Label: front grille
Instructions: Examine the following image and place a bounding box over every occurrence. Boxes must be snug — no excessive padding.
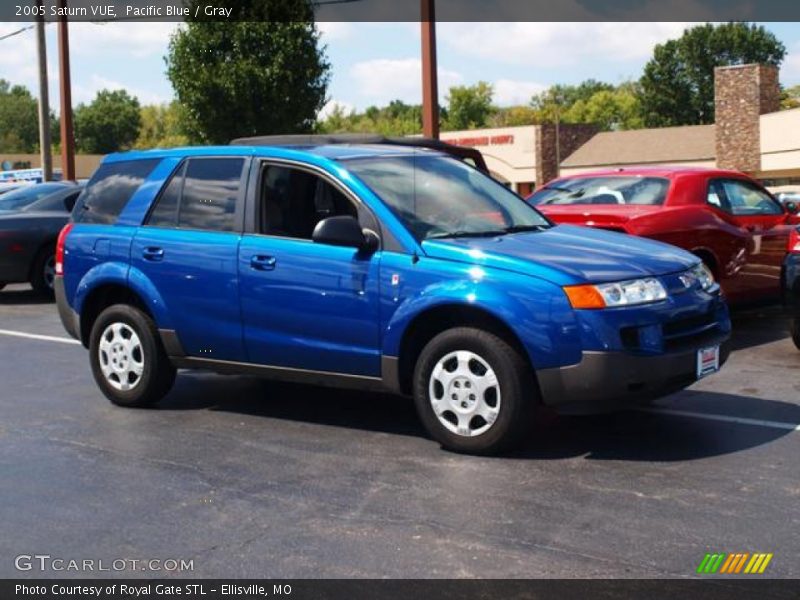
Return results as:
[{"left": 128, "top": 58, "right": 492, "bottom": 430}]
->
[
  {"left": 663, "top": 311, "right": 720, "bottom": 352},
  {"left": 620, "top": 311, "right": 721, "bottom": 354},
  {"left": 663, "top": 312, "right": 717, "bottom": 338}
]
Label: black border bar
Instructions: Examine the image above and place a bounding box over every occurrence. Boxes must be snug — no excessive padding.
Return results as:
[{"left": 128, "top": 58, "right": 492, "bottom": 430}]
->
[
  {"left": 3, "top": 579, "right": 800, "bottom": 600},
  {"left": 4, "top": 0, "right": 800, "bottom": 22}
]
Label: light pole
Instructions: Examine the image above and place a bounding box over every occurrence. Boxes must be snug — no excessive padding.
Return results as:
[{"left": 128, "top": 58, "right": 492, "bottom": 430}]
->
[
  {"left": 35, "top": 0, "right": 52, "bottom": 181},
  {"left": 420, "top": 0, "right": 439, "bottom": 139},
  {"left": 57, "top": 0, "right": 76, "bottom": 181}
]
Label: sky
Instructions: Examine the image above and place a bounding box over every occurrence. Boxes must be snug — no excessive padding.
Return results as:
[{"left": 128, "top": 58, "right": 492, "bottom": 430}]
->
[{"left": 1, "top": 21, "right": 799, "bottom": 117}]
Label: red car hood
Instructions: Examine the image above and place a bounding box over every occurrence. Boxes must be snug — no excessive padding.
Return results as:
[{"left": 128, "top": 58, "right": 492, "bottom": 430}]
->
[{"left": 537, "top": 205, "right": 662, "bottom": 230}]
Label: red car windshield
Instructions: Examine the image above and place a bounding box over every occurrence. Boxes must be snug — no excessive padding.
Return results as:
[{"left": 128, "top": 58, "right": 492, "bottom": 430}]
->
[{"left": 530, "top": 176, "right": 670, "bottom": 206}]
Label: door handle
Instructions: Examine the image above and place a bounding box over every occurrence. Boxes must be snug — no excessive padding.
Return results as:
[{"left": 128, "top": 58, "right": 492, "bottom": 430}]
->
[
  {"left": 745, "top": 225, "right": 758, "bottom": 233},
  {"left": 250, "top": 255, "right": 277, "bottom": 271},
  {"left": 142, "top": 247, "right": 164, "bottom": 261}
]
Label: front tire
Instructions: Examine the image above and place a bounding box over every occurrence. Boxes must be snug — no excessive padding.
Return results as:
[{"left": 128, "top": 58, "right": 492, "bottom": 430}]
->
[
  {"left": 89, "top": 304, "right": 176, "bottom": 407},
  {"left": 413, "top": 327, "right": 536, "bottom": 455}
]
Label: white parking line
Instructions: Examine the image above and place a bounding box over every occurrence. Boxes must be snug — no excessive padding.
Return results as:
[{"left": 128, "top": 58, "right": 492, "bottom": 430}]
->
[
  {"left": 639, "top": 407, "right": 800, "bottom": 432},
  {"left": 0, "top": 328, "right": 81, "bottom": 345}
]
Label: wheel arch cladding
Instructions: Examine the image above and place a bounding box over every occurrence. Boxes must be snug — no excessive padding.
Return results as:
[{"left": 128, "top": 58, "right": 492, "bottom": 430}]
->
[
  {"left": 76, "top": 265, "right": 170, "bottom": 347},
  {"left": 386, "top": 282, "right": 581, "bottom": 396}
]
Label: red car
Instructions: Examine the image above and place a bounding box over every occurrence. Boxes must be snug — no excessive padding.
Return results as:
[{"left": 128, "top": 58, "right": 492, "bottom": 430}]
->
[{"left": 528, "top": 167, "right": 800, "bottom": 304}]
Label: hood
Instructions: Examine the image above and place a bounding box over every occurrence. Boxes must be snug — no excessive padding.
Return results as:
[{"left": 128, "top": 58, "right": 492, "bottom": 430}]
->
[{"left": 420, "top": 224, "right": 697, "bottom": 285}]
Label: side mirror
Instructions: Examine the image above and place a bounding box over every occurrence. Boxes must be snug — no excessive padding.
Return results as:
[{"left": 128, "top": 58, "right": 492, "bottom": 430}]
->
[
  {"left": 785, "top": 201, "right": 798, "bottom": 215},
  {"left": 312, "top": 216, "right": 378, "bottom": 253}
]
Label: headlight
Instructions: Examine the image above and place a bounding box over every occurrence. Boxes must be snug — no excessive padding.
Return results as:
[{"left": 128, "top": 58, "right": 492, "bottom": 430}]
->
[
  {"left": 686, "top": 262, "right": 716, "bottom": 292},
  {"left": 564, "top": 277, "right": 667, "bottom": 309}
]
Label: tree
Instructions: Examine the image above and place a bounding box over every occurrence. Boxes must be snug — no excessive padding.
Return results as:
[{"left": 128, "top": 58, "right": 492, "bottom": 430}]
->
[
  {"left": 444, "top": 82, "right": 494, "bottom": 130},
  {"left": 563, "top": 83, "right": 644, "bottom": 131},
  {"left": 317, "top": 100, "right": 424, "bottom": 137},
  {"left": 135, "top": 102, "right": 190, "bottom": 149},
  {"left": 782, "top": 85, "right": 800, "bottom": 110},
  {"left": 488, "top": 105, "right": 538, "bottom": 127},
  {"left": 166, "top": 1, "right": 330, "bottom": 144},
  {"left": 530, "top": 80, "right": 614, "bottom": 115},
  {"left": 0, "top": 80, "right": 40, "bottom": 153},
  {"left": 74, "top": 90, "right": 141, "bottom": 154},
  {"left": 639, "top": 22, "right": 786, "bottom": 127}
]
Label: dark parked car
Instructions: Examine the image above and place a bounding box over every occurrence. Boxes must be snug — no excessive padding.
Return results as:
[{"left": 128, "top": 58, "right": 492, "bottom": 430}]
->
[
  {"left": 0, "top": 182, "right": 30, "bottom": 196},
  {"left": 0, "top": 182, "right": 83, "bottom": 295}
]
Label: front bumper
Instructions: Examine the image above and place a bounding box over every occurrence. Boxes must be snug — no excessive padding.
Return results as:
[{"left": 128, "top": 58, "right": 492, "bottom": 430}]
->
[{"left": 537, "top": 335, "right": 731, "bottom": 414}]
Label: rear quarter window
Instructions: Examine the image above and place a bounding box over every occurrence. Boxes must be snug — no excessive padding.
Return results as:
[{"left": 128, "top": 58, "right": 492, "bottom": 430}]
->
[{"left": 74, "top": 159, "right": 160, "bottom": 224}]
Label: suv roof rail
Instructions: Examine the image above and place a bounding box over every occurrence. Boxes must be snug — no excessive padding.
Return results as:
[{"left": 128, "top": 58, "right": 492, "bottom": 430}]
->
[{"left": 229, "top": 134, "right": 489, "bottom": 174}]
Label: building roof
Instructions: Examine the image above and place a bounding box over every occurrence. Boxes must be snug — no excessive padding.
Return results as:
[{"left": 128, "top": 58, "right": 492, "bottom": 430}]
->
[{"left": 561, "top": 124, "right": 716, "bottom": 168}]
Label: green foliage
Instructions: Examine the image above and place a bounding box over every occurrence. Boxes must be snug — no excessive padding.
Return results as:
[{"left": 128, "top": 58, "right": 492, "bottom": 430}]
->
[
  {"left": 135, "top": 102, "right": 190, "bottom": 149},
  {"left": 487, "top": 105, "right": 538, "bottom": 127},
  {"left": 317, "top": 100, "right": 423, "bottom": 136},
  {"left": 782, "top": 85, "right": 800, "bottom": 110},
  {"left": 0, "top": 79, "right": 40, "bottom": 153},
  {"left": 530, "top": 79, "right": 614, "bottom": 117},
  {"left": 444, "top": 82, "right": 494, "bottom": 130},
  {"left": 166, "top": 1, "right": 330, "bottom": 144},
  {"left": 639, "top": 22, "right": 786, "bottom": 127},
  {"left": 523, "top": 80, "right": 643, "bottom": 130},
  {"left": 562, "top": 83, "right": 644, "bottom": 131},
  {"left": 74, "top": 89, "right": 141, "bottom": 154}
]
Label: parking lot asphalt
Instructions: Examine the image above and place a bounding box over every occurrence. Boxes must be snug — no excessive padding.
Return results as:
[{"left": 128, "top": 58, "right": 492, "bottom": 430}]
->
[{"left": 0, "top": 283, "right": 798, "bottom": 579}]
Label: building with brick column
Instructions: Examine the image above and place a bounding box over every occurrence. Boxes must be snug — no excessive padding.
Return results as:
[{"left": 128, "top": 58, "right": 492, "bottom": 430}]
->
[
  {"left": 440, "top": 63, "right": 800, "bottom": 192},
  {"left": 560, "top": 63, "right": 800, "bottom": 188}
]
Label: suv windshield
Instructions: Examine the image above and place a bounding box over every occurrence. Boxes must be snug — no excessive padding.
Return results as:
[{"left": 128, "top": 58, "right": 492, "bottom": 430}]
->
[
  {"left": 530, "top": 176, "right": 670, "bottom": 206},
  {"left": 344, "top": 154, "right": 550, "bottom": 241}
]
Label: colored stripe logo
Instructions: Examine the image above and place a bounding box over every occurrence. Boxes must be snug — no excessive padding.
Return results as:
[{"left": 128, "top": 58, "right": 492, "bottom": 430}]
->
[{"left": 697, "top": 553, "right": 773, "bottom": 574}]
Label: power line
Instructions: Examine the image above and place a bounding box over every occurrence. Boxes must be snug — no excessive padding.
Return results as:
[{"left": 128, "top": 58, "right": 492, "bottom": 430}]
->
[{"left": 0, "top": 25, "right": 35, "bottom": 42}]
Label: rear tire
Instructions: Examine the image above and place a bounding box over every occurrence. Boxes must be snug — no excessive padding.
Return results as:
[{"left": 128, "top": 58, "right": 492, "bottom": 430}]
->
[
  {"left": 791, "top": 319, "right": 800, "bottom": 351},
  {"left": 413, "top": 327, "right": 536, "bottom": 455},
  {"left": 89, "top": 304, "right": 176, "bottom": 408},
  {"left": 30, "top": 245, "right": 56, "bottom": 297}
]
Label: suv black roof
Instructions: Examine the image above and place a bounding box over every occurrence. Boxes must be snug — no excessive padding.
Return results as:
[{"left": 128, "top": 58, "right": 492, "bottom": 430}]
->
[{"left": 229, "top": 134, "right": 489, "bottom": 174}]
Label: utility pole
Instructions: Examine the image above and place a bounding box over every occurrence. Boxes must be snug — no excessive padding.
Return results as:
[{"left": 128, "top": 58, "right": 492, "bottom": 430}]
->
[
  {"left": 35, "top": 0, "right": 52, "bottom": 182},
  {"left": 57, "top": 0, "right": 76, "bottom": 181},
  {"left": 420, "top": 0, "right": 439, "bottom": 139}
]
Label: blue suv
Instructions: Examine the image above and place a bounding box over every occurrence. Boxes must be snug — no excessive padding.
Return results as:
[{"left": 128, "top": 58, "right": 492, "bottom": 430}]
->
[{"left": 55, "top": 143, "right": 731, "bottom": 454}]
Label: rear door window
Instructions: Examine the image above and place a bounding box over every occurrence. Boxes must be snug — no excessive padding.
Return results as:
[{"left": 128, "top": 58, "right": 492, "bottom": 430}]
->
[
  {"left": 146, "top": 163, "right": 184, "bottom": 228},
  {"left": 145, "top": 157, "right": 246, "bottom": 232},
  {"left": 74, "top": 159, "right": 160, "bottom": 224}
]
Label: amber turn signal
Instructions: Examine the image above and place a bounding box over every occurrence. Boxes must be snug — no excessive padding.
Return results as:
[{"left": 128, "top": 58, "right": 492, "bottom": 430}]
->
[{"left": 563, "top": 285, "right": 607, "bottom": 309}]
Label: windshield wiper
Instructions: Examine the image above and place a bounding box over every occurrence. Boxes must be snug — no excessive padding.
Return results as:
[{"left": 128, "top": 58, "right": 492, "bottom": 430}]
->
[
  {"left": 427, "top": 229, "right": 507, "bottom": 240},
  {"left": 503, "top": 224, "right": 549, "bottom": 234}
]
